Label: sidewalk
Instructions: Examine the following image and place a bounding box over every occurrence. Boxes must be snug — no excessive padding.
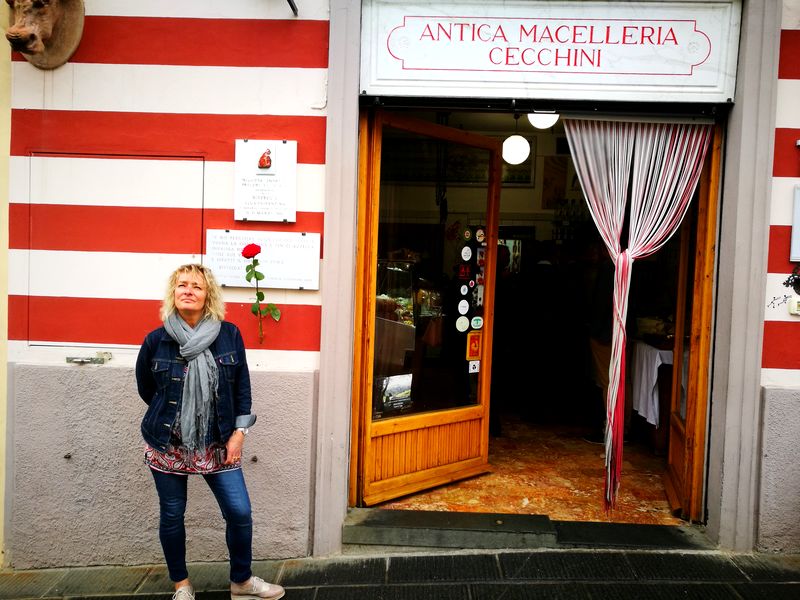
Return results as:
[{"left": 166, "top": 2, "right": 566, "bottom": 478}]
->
[{"left": 1, "top": 548, "right": 799, "bottom": 599}]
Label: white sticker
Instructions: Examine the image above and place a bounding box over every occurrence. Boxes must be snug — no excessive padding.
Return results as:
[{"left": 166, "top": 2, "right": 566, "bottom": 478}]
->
[
  {"left": 460, "top": 284, "right": 469, "bottom": 295},
  {"left": 476, "top": 229, "right": 485, "bottom": 243},
  {"left": 455, "top": 316, "right": 470, "bottom": 332},
  {"left": 461, "top": 246, "right": 473, "bottom": 261},
  {"left": 464, "top": 229, "right": 472, "bottom": 241},
  {"left": 458, "top": 299, "right": 470, "bottom": 315},
  {"left": 471, "top": 316, "right": 484, "bottom": 329},
  {"left": 468, "top": 360, "right": 480, "bottom": 373}
]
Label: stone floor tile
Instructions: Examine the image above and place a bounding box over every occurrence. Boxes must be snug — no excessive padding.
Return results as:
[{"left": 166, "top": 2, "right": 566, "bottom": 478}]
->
[
  {"left": 731, "top": 582, "right": 800, "bottom": 600},
  {"left": 280, "top": 557, "right": 386, "bottom": 587},
  {"left": 387, "top": 553, "right": 500, "bottom": 583},
  {"left": 471, "top": 582, "right": 589, "bottom": 599},
  {"left": 0, "top": 570, "right": 67, "bottom": 600},
  {"left": 584, "top": 582, "right": 738, "bottom": 599},
  {"left": 48, "top": 566, "right": 150, "bottom": 596},
  {"left": 625, "top": 552, "right": 748, "bottom": 582},
  {"left": 500, "top": 551, "right": 636, "bottom": 581},
  {"left": 315, "top": 584, "right": 468, "bottom": 600},
  {"left": 732, "top": 555, "right": 800, "bottom": 582}
]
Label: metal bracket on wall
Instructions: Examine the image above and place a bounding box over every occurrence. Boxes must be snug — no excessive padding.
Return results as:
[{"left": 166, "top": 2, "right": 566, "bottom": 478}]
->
[{"left": 66, "top": 352, "right": 112, "bottom": 365}]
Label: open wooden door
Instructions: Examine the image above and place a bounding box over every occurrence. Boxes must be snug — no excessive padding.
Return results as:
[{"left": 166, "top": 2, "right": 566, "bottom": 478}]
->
[
  {"left": 663, "top": 124, "right": 723, "bottom": 521},
  {"left": 349, "top": 110, "right": 502, "bottom": 506}
]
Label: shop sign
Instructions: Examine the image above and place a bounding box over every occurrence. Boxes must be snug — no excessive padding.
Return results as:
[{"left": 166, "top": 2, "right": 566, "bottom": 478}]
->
[{"left": 361, "top": 0, "right": 741, "bottom": 103}]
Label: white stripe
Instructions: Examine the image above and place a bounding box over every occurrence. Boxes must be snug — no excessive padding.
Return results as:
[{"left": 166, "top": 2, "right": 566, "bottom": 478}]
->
[
  {"left": 764, "top": 273, "right": 800, "bottom": 322},
  {"left": 11, "top": 156, "right": 326, "bottom": 212},
  {"left": 775, "top": 79, "right": 800, "bottom": 129},
  {"left": 769, "top": 177, "right": 800, "bottom": 226},
  {"left": 782, "top": 2, "right": 800, "bottom": 30},
  {"left": 85, "top": 0, "right": 329, "bottom": 20},
  {"left": 7, "top": 341, "right": 320, "bottom": 372},
  {"left": 9, "top": 250, "right": 323, "bottom": 306},
  {"left": 13, "top": 63, "right": 328, "bottom": 117},
  {"left": 762, "top": 368, "right": 800, "bottom": 387}
]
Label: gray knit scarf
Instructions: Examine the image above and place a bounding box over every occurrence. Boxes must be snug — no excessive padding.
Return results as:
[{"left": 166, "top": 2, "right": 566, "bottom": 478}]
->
[{"left": 164, "top": 313, "right": 222, "bottom": 454}]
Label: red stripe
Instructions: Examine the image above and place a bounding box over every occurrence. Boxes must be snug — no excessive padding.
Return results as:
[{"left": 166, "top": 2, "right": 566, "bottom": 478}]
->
[
  {"left": 767, "top": 225, "right": 793, "bottom": 274},
  {"left": 11, "top": 110, "right": 326, "bottom": 164},
  {"left": 10, "top": 204, "right": 324, "bottom": 254},
  {"left": 9, "top": 296, "right": 321, "bottom": 350},
  {"left": 774, "top": 129, "right": 800, "bottom": 177},
  {"left": 11, "top": 17, "right": 329, "bottom": 68},
  {"left": 779, "top": 30, "right": 800, "bottom": 79},
  {"left": 762, "top": 320, "right": 800, "bottom": 369}
]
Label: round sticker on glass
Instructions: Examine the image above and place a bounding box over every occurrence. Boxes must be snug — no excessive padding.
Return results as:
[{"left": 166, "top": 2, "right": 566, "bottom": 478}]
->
[
  {"left": 471, "top": 316, "right": 484, "bottom": 329},
  {"left": 455, "top": 316, "right": 470, "bottom": 332},
  {"left": 463, "top": 229, "right": 472, "bottom": 241},
  {"left": 458, "top": 299, "right": 470, "bottom": 315},
  {"left": 460, "top": 284, "right": 469, "bottom": 295},
  {"left": 468, "top": 280, "right": 475, "bottom": 288},
  {"left": 461, "top": 246, "right": 473, "bottom": 261},
  {"left": 476, "top": 229, "right": 485, "bottom": 243}
]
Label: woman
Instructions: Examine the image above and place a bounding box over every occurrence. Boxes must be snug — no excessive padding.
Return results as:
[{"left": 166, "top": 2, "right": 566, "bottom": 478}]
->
[{"left": 136, "top": 264, "right": 284, "bottom": 600}]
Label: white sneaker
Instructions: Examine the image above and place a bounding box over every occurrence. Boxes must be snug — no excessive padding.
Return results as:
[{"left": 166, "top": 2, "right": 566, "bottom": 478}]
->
[
  {"left": 172, "top": 585, "right": 195, "bottom": 600},
  {"left": 230, "top": 576, "right": 285, "bottom": 600}
]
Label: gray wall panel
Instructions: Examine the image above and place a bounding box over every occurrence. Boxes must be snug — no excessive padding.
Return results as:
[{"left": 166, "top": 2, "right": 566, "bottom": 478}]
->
[{"left": 8, "top": 364, "right": 315, "bottom": 569}]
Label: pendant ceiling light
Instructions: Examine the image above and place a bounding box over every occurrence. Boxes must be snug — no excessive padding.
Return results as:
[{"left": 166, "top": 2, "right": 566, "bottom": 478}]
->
[
  {"left": 527, "top": 111, "right": 560, "bottom": 129},
  {"left": 502, "top": 114, "right": 530, "bottom": 165}
]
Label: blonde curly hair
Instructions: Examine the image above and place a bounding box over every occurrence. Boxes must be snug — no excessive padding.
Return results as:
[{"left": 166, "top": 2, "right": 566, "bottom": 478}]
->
[{"left": 160, "top": 263, "right": 226, "bottom": 322}]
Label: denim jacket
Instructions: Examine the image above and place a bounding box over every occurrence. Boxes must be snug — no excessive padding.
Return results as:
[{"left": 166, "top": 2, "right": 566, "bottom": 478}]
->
[{"left": 135, "top": 321, "right": 256, "bottom": 452}]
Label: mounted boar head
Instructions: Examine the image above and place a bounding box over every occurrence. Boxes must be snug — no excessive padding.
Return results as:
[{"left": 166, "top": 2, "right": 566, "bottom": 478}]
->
[{"left": 5, "top": 0, "right": 84, "bottom": 69}]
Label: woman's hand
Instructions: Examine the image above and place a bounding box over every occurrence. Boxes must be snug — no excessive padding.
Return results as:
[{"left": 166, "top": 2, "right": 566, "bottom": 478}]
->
[{"left": 223, "top": 430, "right": 245, "bottom": 465}]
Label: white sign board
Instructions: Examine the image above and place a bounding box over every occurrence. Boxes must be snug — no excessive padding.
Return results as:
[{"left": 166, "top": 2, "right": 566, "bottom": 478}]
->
[
  {"left": 205, "top": 229, "right": 320, "bottom": 290},
  {"left": 361, "top": 0, "right": 741, "bottom": 103},
  {"left": 234, "top": 139, "right": 297, "bottom": 222},
  {"left": 791, "top": 186, "right": 800, "bottom": 262}
]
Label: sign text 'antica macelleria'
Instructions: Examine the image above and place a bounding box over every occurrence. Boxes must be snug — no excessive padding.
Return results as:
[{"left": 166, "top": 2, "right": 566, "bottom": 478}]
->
[
  {"left": 417, "top": 20, "right": 680, "bottom": 68},
  {"left": 385, "top": 14, "right": 712, "bottom": 77}
]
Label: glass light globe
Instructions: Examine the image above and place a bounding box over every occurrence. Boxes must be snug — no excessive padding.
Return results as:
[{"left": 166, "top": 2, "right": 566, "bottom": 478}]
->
[
  {"left": 527, "top": 112, "right": 560, "bottom": 129},
  {"left": 502, "top": 134, "right": 530, "bottom": 165}
]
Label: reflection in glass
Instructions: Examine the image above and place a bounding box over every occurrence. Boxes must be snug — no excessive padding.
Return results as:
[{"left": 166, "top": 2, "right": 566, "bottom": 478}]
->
[{"left": 371, "top": 127, "right": 489, "bottom": 420}]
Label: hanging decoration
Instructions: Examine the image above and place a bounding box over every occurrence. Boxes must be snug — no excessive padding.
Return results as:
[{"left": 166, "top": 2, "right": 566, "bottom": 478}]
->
[{"left": 564, "top": 118, "right": 712, "bottom": 510}]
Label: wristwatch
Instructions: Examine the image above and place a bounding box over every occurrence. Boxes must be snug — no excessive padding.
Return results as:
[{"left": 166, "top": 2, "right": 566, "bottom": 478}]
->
[{"left": 236, "top": 427, "right": 250, "bottom": 436}]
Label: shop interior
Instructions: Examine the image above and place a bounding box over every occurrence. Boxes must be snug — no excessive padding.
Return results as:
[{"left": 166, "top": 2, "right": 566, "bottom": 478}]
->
[{"left": 370, "top": 109, "right": 691, "bottom": 524}]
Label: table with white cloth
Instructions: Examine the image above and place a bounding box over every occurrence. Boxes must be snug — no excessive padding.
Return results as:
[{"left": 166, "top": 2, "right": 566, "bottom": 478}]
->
[{"left": 631, "top": 340, "right": 673, "bottom": 429}]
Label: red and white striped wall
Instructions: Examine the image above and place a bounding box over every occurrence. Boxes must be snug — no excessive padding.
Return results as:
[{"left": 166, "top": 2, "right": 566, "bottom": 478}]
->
[
  {"left": 762, "top": 3, "right": 800, "bottom": 386},
  {"left": 7, "top": 0, "right": 330, "bottom": 371}
]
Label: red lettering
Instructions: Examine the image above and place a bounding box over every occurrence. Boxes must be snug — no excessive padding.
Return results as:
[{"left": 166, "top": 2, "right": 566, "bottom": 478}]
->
[
  {"left": 539, "top": 26, "right": 554, "bottom": 43},
  {"left": 493, "top": 25, "right": 508, "bottom": 42},
  {"left": 662, "top": 27, "right": 678, "bottom": 44},
  {"left": 538, "top": 47, "right": 552, "bottom": 66},
  {"left": 573, "top": 25, "right": 587, "bottom": 43},
  {"left": 420, "top": 24, "right": 435, "bottom": 41},
  {"left": 640, "top": 26, "right": 655, "bottom": 44},
  {"left": 605, "top": 26, "right": 620, "bottom": 44},
  {"left": 521, "top": 47, "right": 537, "bottom": 65},
  {"left": 489, "top": 46, "right": 503, "bottom": 65},
  {"left": 505, "top": 46, "right": 520, "bottom": 65},
  {"left": 519, "top": 23, "right": 536, "bottom": 42},
  {"left": 477, "top": 23, "right": 491, "bottom": 41},
  {"left": 622, "top": 26, "right": 636, "bottom": 44},
  {"left": 555, "top": 25, "right": 570, "bottom": 43},
  {"left": 554, "top": 48, "right": 572, "bottom": 65},
  {"left": 437, "top": 23, "right": 452, "bottom": 41}
]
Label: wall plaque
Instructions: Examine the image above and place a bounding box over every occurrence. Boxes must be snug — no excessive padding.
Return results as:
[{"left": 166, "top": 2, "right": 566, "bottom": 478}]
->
[{"left": 234, "top": 139, "right": 297, "bottom": 222}]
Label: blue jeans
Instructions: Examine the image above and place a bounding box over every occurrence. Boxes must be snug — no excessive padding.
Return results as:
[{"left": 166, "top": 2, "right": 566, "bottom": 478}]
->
[{"left": 150, "top": 468, "right": 253, "bottom": 583}]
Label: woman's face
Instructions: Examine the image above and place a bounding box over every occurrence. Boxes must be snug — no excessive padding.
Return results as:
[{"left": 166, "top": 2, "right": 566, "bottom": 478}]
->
[{"left": 174, "top": 271, "right": 207, "bottom": 320}]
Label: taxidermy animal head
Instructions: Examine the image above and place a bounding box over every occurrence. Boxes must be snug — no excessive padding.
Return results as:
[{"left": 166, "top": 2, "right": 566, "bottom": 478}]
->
[{"left": 5, "top": 0, "right": 84, "bottom": 69}]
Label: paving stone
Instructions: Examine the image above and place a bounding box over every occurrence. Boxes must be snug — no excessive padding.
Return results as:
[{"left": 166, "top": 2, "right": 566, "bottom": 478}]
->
[
  {"left": 625, "top": 552, "right": 748, "bottom": 582},
  {"left": 730, "top": 582, "right": 800, "bottom": 600},
  {"left": 471, "top": 582, "right": 589, "bottom": 599},
  {"left": 0, "top": 570, "right": 66, "bottom": 600},
  {"left": 315, "top": 584, "right": 469, "bottom": 600},
  {"left": 584, "top": 582, "right": 738, "bottom": 599},
  {"left": 280, "top": 557, "right": 386, "bottom": 586},
  {"left": 499, "top": 551, "right": 636, "bottom": 581},
  {"left": 137, "top": 563, "right": 232, "bottom": 592},
  {"left": 732, "top": 555, "right": 800, "bottom": 582},
  {"left": 555, "top": 522, "right": 712, "bottom": 549},
  {"left": 387, "top": 554, "right": 501, "bottom": 583},
  {"left": 47, "top": 566, "right": 150, "bottom": 596},
  {"left": 63, "top": 595, "right": 171, "bottom": 600},
  {"left": 201, "top": 590, "right": 315, "bottom": 600}
]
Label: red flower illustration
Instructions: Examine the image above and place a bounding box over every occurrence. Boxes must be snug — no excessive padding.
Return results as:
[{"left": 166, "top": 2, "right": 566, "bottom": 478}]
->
[{"left": 242, "top": 243, "right": 261, "bottom": 259}]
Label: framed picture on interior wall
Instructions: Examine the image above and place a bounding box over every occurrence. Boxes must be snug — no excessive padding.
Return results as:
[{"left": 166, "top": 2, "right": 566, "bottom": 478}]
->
[
  {"left": 380, "top": 135, "right": 535, "bottom": 187},
  {"left": 542, "top": 156, "right": 568, "bottom": 210}
]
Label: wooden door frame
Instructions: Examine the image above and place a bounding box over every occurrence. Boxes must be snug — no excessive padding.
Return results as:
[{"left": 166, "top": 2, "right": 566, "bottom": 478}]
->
[
  {"left": 664, "top": 123, "right": 723, "bottom": 521},
  {"left": 348, "top": 109, "right": 502, "bottom": 506}
]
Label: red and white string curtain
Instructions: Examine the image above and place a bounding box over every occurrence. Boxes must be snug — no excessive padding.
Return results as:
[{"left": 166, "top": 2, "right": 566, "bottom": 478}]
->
[{"left": 564, "top": 118, "right": 712, "bottom": 510}]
